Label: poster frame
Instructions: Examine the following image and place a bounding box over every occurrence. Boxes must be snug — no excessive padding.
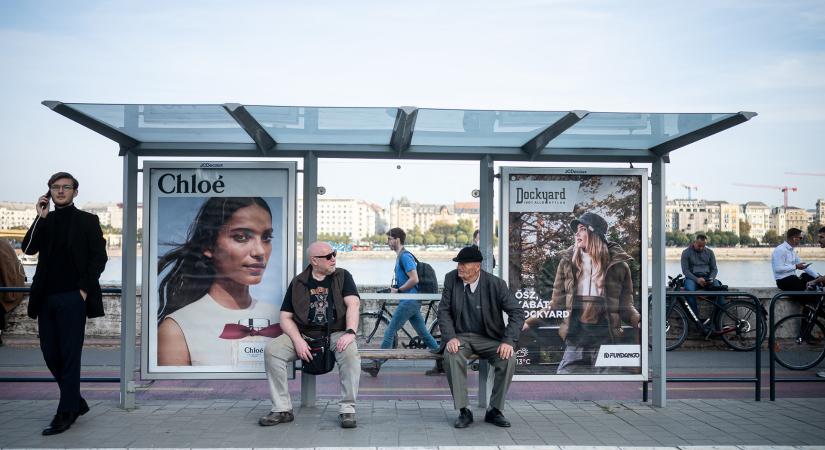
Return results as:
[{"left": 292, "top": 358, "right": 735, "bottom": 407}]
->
[
  {"left": 139, "top": 161, "right": 297, "bottom": 380},
  {"left": 500, "top": 166, "right": 649, "bottom": 382}
]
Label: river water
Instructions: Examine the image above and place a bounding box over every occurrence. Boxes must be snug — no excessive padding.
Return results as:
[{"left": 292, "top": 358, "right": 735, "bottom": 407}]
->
[{"left": 23, "top": 256, "right": 825, "bottom": 288}]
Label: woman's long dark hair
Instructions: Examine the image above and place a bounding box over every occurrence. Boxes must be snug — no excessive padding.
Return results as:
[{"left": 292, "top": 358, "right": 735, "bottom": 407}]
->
[{"left": 157, "top": 197, "right": 272, "bottom": 322}]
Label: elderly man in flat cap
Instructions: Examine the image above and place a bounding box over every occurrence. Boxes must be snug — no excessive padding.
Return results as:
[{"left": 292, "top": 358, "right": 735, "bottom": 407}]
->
[{"left": 437, "top": 246, "right": 525, "bottom": 429}]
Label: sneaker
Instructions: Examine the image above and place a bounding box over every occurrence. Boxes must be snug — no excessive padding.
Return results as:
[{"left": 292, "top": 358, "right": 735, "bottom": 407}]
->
[
  {"left": 259, "top": 410, "right": 294, "bottom": 426},
  {"left": 339, "top": 412, "right": 357, "bottom": 428}
]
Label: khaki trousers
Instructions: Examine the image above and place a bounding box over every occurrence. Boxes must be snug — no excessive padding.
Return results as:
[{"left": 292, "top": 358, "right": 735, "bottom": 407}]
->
[
  {"left": 264, "top": 331, "right": 360, "bottom": 414},
  {"left": 443, "top": 332, "right": 515, "bottom": 411}
]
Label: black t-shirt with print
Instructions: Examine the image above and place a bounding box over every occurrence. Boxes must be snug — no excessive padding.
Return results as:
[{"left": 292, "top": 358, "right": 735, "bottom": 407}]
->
[{"left": 281, "top": 271, "right": 358, "bottom": 337}]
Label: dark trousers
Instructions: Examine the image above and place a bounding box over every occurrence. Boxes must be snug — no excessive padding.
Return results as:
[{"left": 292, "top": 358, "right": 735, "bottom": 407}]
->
[
  {"left": 777, "top": 273, "right": 817, "bottom": 334},
  {"left": 38, "top": 290, "right": 87, "bottom": 413},
  {"left": 776, "top": 273, "right": 816, "bottom": 292}
]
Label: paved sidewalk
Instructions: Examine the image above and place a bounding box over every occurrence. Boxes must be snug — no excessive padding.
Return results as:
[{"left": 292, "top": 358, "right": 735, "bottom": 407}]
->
[{"left": 1, "top": 398, "right": 824, "bottom": 448}]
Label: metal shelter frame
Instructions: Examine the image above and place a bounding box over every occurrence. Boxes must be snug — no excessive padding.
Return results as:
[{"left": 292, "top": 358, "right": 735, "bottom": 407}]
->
[{"left": 43, "top": 101, "right": 756, "bottom": 409}]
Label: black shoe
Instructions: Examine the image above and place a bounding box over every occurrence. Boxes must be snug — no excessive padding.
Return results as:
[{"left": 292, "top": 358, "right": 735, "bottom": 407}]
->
[
  {"left": 484, "top": 407, "right": 511, "bottom": 427},
  {"left": 74, "top": 398, "right": 89, "bottom": 423},
  {"left": 425, "top": 360, "right": 445, "bottom": 376},
  {"left": 454, "top": 408, "right": 473, "bottom": 428},
  {"left": 42, "top": 412, "right": 75, "bottom": 436},
  {"left": 258, "top": 410, "right": 294, "bottom": 426}
]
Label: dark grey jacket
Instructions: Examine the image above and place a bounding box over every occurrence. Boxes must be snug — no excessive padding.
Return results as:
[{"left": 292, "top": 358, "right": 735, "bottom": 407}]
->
[{"left": 438, "top": 269, "right": 525, "bottom": 346}]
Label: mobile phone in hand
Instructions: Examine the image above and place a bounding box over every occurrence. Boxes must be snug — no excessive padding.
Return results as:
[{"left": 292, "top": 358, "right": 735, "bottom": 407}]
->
[{"left": 39, "top": 191, "right": 51, "bottom": 209}]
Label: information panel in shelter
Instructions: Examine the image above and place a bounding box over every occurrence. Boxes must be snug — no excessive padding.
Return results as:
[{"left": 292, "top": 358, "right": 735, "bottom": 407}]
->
[{"left": 502, "top": 167, "right": 648, "bottom": 381}]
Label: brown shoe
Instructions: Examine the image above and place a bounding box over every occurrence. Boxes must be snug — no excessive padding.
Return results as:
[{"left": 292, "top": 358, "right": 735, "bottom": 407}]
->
[
  {"left": 259, "top": 410, "right": 294, "bottom": 426},
  {"left": 339, "top": 412, "right": 357, "bottom": 428}
]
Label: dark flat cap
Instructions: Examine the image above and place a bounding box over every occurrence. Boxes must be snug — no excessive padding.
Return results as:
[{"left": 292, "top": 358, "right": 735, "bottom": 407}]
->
[{"left": 452, "top": 246, "right": 483, "bottom": 263}]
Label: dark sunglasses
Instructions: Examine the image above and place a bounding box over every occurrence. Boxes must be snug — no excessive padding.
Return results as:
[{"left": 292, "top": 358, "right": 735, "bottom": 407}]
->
[{"left": 312, "top": 250, "right": 337, "bottom": 260}]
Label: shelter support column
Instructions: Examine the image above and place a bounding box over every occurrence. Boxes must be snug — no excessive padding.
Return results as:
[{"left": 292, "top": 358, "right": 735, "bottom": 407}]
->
[
  {"left": 119, "top": 151, "right": 137, "bottom": 410},
  {"left": 301, "top": 152, "right": 318, "bottom": 407},
  {"left": 651, "top": 156, "right": 667, "bottom": 407},
  {"left": 478, "top": 155, "right": 495, "bottom": 407}
]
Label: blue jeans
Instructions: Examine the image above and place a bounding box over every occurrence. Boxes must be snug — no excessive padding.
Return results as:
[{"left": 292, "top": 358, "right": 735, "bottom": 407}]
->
[
  {"left": 381, "top": 300, "right": 439, "bottom": 350},
  {"left": 684, "top": 277, "right": 722, "bottom": 319}
]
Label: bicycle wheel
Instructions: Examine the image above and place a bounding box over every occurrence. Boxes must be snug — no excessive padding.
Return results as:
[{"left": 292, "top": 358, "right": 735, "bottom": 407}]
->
[
  {"left": 665, "top": 303, "right": 689, "bottom": 351},
  {"left": 357, "top": 313, "right": 396, "bottom": 349},
  {"left": 773, "top": 314, "right": 825, "bottom": 370},
  {"left": 428, "top": 319, "right": 441, "bottom": 345},
  {"left": 717, "top": 300, "right": 765, "bottom": 351}
]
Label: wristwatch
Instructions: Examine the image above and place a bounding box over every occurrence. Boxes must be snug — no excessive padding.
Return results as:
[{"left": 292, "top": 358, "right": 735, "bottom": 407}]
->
[{"left": 345, "top": 328, "right": 356, "bottom": 335}]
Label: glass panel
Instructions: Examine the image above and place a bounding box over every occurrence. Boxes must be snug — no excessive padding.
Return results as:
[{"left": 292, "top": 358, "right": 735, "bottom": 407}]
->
[
  {"left": 412, "top": 109, "right": 568, "bottom": 147},
  {"left": 246, "top": 106, "right": 397, "bottom": 144},
  {"left": 67, "top": 104, "right": 253, "bottom": 143},
  {"left": 546, "top": 112, "right": 735, "bottom": 149}
]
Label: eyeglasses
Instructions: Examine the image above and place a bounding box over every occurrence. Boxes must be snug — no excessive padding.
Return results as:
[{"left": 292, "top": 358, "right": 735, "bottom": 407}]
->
[
  {"left": 312, "top": 250, "right": 337, "bottom": 260},
  {"left": 50, "top": 184, "right": 74, "bottom": 191}
]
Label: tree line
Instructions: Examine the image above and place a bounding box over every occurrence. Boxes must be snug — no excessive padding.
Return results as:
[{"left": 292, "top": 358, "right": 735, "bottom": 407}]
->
[
  {"left": 316, "top": 219, "right": 483, "bottom": 247},
  {"left": 666, "top": 220, "right": 823, "bottom": 247}
]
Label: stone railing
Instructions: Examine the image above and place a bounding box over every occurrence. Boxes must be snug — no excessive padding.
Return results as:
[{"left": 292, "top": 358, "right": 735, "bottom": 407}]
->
[{"left": 1, "top": 285, "right": 812, "bottom": 347}]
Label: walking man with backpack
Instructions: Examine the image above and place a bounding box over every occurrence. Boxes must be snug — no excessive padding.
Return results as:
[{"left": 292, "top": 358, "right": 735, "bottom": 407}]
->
[{"left": 363, "top": 227, "right": 440, "bottom": 376}]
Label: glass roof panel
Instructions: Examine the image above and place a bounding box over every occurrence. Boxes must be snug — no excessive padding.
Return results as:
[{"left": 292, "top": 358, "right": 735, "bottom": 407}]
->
[
  {"left": 545, "top": 112, "right": 735, "bottom": 149},
  {"left": 412, "top": 109, "right": 568, "bottom": 147},
  {"left": 246, "top": 106, "right": 397, "bottom": 144},
  {"left": 67, "top": 104, "right": 253, "bottom": 143}
]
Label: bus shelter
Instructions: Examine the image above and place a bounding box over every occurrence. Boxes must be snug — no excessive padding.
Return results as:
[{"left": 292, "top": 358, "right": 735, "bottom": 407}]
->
[{"left": 43, "top": 101, "right": 756, "bottom": 408}]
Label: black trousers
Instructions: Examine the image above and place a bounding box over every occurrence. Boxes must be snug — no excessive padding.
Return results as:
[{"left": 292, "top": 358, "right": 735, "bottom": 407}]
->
[
  {"left": 776, "top": 273, "right": 816, "bottom": 291},
  {"left": 38, "top": 290, "right": 87, "bottom": 413}
]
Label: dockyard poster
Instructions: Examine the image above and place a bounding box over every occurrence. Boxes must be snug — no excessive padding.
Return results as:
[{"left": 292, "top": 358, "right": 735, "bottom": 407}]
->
[
  {"left": 502, "top": 167, "right": 648, "bottom": 381},
  {"left": 141, "top": 162, "right": 296, "bottom": 379}
]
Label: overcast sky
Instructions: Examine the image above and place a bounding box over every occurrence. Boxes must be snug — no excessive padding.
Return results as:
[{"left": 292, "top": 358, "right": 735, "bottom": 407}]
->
[{"left": 1, "top": 1, "right": 823, "bottom": 210}]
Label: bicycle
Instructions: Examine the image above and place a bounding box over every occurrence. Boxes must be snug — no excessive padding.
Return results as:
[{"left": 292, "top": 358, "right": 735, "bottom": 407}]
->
[
  {"left": 773, "top": 286, "right": 825, "bottom": 370},
  {"left": 656, "top": 274, "right": 766, "bottom": 351},
  {"left": 357, "top": 294, "right": 440, "bottom": 350}
]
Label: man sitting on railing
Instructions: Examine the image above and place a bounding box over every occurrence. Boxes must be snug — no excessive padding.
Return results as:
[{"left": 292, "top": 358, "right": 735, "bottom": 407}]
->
[
  {"left": 773, "top": 228, "right": 821, "bottom": 291},
  {"left": 681, "top": 234, "right": 722, "bottom": 332}
]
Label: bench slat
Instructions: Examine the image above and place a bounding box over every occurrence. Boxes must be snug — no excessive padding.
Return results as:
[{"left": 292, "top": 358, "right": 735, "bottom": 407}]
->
[{"left": 358, "top": 349, "right": 479, "bottom": 360}]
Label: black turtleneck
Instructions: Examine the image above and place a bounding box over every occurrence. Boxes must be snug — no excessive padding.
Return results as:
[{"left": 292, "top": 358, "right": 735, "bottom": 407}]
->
[{"left": 45, "top": 204, "right": 80, "bottom": 295}]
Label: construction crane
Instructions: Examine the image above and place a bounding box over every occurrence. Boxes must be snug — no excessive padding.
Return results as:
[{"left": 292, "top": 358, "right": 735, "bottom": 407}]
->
[
  {"left": 682, "top": 184, "right": 698, "bottom": 200},
  {"left": 734, "top": 183, "right": 798, "bottom": 210}
]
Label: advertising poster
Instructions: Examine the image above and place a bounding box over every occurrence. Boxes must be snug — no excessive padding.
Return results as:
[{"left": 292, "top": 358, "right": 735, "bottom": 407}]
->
[
  {"left": 141, "top": 162, "right": 296, "bottom": 379},
  {"left": 502, "top": 167, "right": 647, "bottom": 381}
]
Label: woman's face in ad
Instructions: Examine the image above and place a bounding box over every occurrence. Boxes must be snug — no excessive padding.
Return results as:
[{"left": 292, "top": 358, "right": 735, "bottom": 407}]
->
[
  {"left": 575, "top": 224, "right": 589, "bottom": 249},
  {"left": 204, "top": 204, "right": 273, "bottom": 286}
]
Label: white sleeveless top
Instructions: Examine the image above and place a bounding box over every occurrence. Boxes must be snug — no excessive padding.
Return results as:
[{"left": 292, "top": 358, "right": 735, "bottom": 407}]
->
[{"left": 167, "top": 293, "right": 278, "bottom": 366}]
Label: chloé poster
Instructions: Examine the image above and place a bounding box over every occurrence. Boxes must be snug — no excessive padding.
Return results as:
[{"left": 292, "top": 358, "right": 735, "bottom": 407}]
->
[
  {"left": 141, "top": 162, "right": 296, "bottom": 379},
  {"left": 501, "top": 167, "right": 648, "bottom": 381}
]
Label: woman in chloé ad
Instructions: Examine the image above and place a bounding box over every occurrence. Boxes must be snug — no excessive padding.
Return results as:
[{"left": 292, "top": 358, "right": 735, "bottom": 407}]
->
[
  {"left": 143, "top": 162, "right": 294, "bottom": 377},
  {"left": 157, "top": 197, "right": 282, "bottom": 367}
]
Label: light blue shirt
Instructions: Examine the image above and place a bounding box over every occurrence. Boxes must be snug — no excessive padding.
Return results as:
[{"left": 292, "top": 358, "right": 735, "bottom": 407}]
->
[{"left": 771, "top": 241, "right": 819, "bottom": 280}]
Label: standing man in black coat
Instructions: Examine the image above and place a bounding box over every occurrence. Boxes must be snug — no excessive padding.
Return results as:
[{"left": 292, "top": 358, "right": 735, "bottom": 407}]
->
[
  {"left": 438, "top": 246, "right": 524, "bottom": 429},
  {"left": 22, "top": 172, "right": 107, "bottom": 436}
]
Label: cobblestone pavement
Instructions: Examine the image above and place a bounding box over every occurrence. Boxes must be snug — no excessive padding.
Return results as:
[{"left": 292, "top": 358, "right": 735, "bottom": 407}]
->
[{"left": 1, "top": 398, "right": 824, "bottom": 449}]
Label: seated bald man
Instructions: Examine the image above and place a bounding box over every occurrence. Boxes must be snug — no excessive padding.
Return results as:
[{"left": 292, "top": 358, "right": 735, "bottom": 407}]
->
[{"left": 259, "top": 241, "right": 361, "bottom": 429}]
